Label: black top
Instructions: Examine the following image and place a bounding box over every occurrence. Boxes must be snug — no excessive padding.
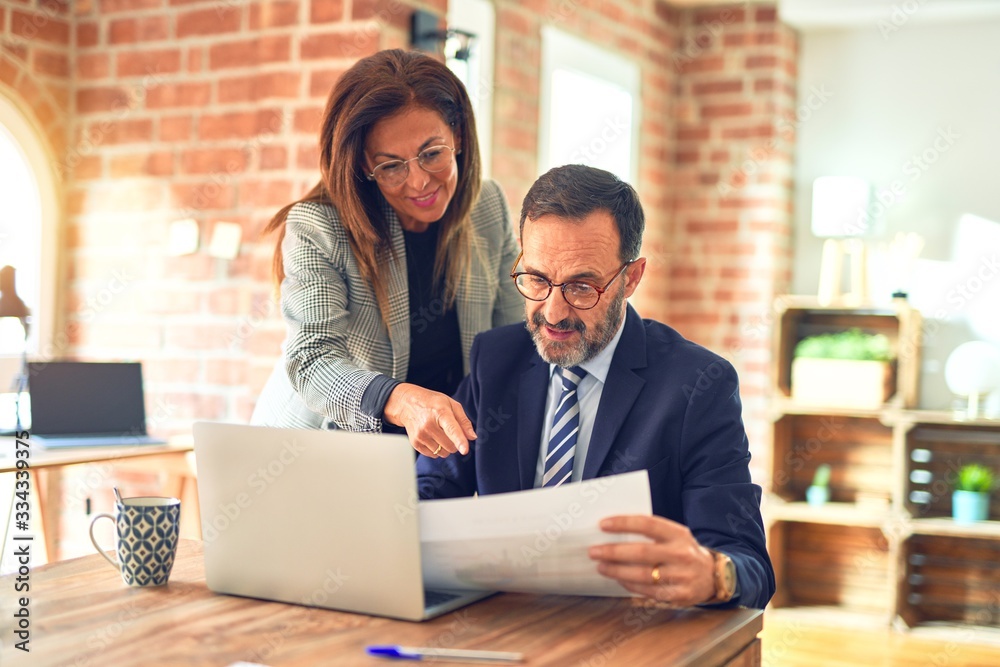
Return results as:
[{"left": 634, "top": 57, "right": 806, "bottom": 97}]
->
[
  {"left": 359, "top": 224, "right": 464, "bottom": 427},
  {"left": 401, "top": 224, "right": 464, "bottom": 395}
]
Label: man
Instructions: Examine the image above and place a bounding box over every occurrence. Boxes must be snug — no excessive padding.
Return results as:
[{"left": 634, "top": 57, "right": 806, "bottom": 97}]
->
[{"left": 416, "top": 165, "right": 774, "bottom": 609}]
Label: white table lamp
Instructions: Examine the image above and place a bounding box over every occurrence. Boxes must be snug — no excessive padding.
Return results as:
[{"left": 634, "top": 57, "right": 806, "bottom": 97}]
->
[
  {"left": 0, "top": 265, "right": 29, "bottom": 430},
  {"left": 811, "top": 176, "right": 876, "bottom": 305},
  {"left": 944, "top": 341, "right": 1000, "bottom": 420}
]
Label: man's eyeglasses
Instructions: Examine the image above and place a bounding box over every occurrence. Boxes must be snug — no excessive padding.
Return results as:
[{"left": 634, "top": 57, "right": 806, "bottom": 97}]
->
[
  {"left": 509, "top": 250, "right": 634, "bottom": 310},
  {"left": 366, "top": 145, "right": 457, "bottom": 188}
]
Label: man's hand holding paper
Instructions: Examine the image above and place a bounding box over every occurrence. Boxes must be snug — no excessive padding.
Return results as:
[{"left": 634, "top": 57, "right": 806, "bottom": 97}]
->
[{"left": 419, "top": 471, "right": 653, "bottom": 597}]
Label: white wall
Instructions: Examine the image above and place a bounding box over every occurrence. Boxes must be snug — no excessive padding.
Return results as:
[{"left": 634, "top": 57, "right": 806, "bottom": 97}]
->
[{"left": 791, "top": 17, "right": 1000, "bottom": 412}]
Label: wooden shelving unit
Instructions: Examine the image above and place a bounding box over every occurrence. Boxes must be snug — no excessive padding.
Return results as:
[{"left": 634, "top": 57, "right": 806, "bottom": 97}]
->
[{"left": 764, "top": 296, "right": 1000, "bottom": 637}]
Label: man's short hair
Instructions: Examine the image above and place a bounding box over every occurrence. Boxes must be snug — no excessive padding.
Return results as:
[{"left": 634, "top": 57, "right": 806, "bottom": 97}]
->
[{"left": 519, "top": 165, "right": 645, "bottom": 262}]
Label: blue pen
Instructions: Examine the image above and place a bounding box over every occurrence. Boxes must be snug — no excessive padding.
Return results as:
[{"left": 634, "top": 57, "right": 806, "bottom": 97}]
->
[{"left": 366, "top": 645, "right": 524, "bottom": 663}]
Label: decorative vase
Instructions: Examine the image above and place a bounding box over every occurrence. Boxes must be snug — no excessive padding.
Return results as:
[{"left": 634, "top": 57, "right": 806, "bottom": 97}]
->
[
  {"left": 806, "top": 485, "right": 829, "bottom": 507},
  {"left": 952, "top": 490, "right": 990, "bottom": 523}
]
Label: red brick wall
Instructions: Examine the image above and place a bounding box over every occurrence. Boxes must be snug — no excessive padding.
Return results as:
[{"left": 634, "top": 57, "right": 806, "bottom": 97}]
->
[
  {"left": 668, "top": 4, "right": 797, "bottom": 480},
  {"left": 0, "top": 0, "right": 71, "bottom": 177},
  {"left": 55, "top": 0, "right": 442, "bottom": 436},
  {"left": 1, "top": 0, "right": 799, "bottom": 561},
  {"left": 489, "top": 3, "right": 796, "bottom": 480},
  {"left": 2, "top": 0, "right": 794, "bottom": 467},
  {"left": 491, "top": 0, "right": 678, "bottom": 272}
]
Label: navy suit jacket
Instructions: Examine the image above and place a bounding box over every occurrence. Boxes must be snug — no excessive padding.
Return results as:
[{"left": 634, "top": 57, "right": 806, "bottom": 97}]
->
[{"left": 416, "top": 305, "right": 775, "bottom": 609}]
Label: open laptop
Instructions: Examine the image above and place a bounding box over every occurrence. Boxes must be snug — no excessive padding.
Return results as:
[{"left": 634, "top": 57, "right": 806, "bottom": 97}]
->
[
  {"left": 28, "top": 361, "right": 166, "bottom": 448},
  {"left": 193, "top": 421, "right": 494, "bottom": 622}
]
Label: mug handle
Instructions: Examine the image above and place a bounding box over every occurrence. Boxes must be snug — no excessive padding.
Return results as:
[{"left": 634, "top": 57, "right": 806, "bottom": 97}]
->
[{"left": 89, "top": 513, "right": 120, "bottom": 572}]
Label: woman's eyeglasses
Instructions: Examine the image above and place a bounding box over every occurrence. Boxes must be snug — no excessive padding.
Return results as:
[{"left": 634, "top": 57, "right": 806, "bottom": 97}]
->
[
  {"left": 509, "top": 250, "right": 634, "bottom": 310},
  {"left": 366, "top": 145, "right": 457, "bottom": 188}
]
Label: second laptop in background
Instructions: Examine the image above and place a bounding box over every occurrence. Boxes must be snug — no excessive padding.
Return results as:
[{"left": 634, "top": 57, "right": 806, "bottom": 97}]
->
[{"left": 28, "top": 361, "right": 166, "bottom": 448}]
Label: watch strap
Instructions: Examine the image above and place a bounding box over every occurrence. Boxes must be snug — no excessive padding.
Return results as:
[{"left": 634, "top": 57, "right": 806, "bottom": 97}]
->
[{"left": 706, "top": 549, "right": 737, "bottom": 604}]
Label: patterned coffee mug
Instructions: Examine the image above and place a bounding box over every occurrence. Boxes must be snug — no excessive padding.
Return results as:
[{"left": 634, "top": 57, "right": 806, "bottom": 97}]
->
[{"left": 89, "top": 496, "right": 181, "bottom": 587}]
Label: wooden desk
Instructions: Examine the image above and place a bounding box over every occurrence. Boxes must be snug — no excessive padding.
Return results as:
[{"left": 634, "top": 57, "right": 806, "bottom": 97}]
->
[
  {"left": 0, "top": 540, "right": 763, "bottom": 666},
  {"left": 0, "top": 439, "right": 197, "bottom": 562}
]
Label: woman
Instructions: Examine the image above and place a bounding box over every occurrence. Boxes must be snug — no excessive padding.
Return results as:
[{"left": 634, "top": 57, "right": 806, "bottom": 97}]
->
[{"left": 251, "top": 49, "right": 522, "bottom": 459}]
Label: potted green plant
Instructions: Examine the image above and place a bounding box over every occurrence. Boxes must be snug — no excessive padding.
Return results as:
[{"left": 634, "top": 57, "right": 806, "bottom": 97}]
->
[
  {"left": 806, "top": 463, "right": 831, "bottom": 506},
  {"left": 791, "top": 328, "right": 894, "bottom": 408},
  {"left": 953, "top": 463, "right": 995, "bottom": 523}
]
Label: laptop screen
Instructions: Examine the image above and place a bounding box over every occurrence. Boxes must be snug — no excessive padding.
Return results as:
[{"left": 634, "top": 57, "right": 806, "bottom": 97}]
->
[{"left": 28, "top": 361, "right": 149, "bottom": 437}]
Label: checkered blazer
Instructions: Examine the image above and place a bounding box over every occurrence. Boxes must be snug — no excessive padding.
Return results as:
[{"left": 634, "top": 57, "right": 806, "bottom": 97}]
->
[{"left": 251, "top": 180, "right": 524, "bottom": 431}]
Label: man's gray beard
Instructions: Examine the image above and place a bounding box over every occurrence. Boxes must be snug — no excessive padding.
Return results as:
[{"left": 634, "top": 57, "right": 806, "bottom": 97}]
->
[{"left": 527, "top": 283, "right": 626, "bottom": 367}]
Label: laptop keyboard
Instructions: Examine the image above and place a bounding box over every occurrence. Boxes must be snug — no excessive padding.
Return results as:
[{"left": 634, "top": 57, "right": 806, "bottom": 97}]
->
[
  {"left": 33, "top": 434, "right": 168, "bottom": 448},
  {"left": 424, "top": 590, "right": 462, "bottom": 608}
]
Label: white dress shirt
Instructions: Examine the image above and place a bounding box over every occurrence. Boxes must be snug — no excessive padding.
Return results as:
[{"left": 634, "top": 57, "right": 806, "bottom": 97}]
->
[{"left": 532, "top": 316, "right": 626, "bottom": 488}]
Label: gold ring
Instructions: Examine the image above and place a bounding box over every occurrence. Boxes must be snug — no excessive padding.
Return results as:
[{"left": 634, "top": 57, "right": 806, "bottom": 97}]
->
[
  {"left": 433, "top": 444, "right": 443, "bottom": 455},
  {"left": 651, "top": 565, "right": 662, "bottom": 585}
]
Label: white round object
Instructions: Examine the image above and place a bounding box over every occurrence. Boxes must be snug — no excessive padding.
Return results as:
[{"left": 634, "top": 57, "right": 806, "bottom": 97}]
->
[{"left": 944, "top": 342, "right": 1000, "bottom": 396}]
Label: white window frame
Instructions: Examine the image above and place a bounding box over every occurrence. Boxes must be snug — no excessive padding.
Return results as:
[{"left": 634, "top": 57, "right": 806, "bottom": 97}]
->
[
  {"left": 447, "top": 0, "right": 496, "bottom": 179},
  {"left": 539, "top": 26, "right": 641, "bottom": 184},
  {"left": 0, "top": 88, "right": 60, "bottom": 388}
]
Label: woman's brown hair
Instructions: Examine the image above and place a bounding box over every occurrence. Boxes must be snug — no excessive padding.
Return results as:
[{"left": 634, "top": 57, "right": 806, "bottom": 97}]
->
[{"left": 263, "top": 49, "right": 482, "bottom": 325}]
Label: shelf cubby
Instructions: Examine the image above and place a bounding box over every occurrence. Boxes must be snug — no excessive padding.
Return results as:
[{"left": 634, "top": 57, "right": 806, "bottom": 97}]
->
[
  {"left": 771, "top": 414, "right": 893, "bottom": 505},
  {"left": 905, "top": 422, "right": 1000, "bottom": 520},
  {"left": 770, "top": 521, "right": 893, "bottom": 616},
  {"left": 771, "top": 297, "right": 921, "bottom": 408},
  {"left": 898, "top": 535, "right": 1000, "bottom": 629}
]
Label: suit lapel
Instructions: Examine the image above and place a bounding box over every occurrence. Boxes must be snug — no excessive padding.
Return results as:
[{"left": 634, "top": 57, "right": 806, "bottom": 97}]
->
[
  {"left": 517, "top": 357, "right": 549, "bottom": 490},
  {"left": 583, "top": 306, "right": 648, "bottom": 479},
  {"left": 384, "top": 206, "right": 411, "bottom": 380},
  {"left": 453, "top": 231, "right": 489, "bottom": 375}
]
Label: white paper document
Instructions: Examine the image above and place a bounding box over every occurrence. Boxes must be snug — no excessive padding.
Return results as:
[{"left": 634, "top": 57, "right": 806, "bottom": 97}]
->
[{"left": 419, "top": 470, "right": 653, "bottom": 597}]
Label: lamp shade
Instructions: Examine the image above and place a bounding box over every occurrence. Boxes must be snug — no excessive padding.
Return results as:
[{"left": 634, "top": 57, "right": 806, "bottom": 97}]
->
[
  {"left": 811, "top": 176, "right": 874, "bottom": 238},
  {"left": 0, "top": 265, "right": 29, "bottom": 320},
  {"left": 944, "top": 341, "right": 1000, "bottom": 397}
]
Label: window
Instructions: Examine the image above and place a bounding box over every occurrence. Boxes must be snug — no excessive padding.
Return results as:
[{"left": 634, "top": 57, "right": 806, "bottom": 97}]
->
[
  {"left": 539, "top": 27, "right": 640, "bottom": 183},
  {"left": 0, "top": 92, "right": 59, "bottom": 387},
  {"left": 447, "top": 0, "right": 496, "bottom": 178}
]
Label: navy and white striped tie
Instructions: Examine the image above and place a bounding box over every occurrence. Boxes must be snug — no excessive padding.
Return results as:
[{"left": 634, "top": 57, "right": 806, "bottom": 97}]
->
[{"left": 543, "top": 366, "right": 587, "bottom": 488}]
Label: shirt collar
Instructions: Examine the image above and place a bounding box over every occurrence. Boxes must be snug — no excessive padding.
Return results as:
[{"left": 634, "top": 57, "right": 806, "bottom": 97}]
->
[{"left": 548, "top": 312, "right": 626, "bottom": 386}]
